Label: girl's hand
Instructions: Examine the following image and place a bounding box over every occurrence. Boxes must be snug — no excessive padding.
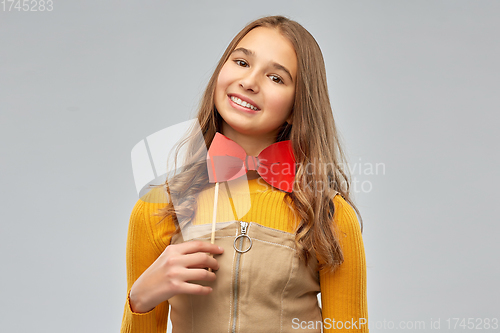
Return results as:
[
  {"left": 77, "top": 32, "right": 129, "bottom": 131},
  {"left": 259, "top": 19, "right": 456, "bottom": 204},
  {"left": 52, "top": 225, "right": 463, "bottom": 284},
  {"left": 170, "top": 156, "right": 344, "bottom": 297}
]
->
[{"left": 129, "top": 240, "right": 224, "bottom": 313}]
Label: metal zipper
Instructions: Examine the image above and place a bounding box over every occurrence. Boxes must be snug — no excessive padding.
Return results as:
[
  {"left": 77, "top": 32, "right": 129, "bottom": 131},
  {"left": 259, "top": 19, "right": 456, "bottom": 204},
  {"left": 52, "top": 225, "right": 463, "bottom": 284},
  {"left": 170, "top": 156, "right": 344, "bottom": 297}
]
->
[{"left": 231, "top": 221, "right": 252, "bottom": 333}]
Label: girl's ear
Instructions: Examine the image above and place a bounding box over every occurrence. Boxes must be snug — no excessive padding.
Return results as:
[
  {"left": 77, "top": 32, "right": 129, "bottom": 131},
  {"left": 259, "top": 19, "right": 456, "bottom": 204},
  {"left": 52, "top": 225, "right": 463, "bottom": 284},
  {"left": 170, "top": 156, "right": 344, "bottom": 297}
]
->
[{"left": 286, "top": 114, "right": 293, "bottom": 125}]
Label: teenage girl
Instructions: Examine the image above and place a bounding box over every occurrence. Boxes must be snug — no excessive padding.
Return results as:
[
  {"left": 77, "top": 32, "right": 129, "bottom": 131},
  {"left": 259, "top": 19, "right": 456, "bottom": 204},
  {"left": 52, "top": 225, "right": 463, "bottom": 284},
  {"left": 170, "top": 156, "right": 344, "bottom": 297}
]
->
[{"left": 121, "top": 15, "right": 368, "bottom": 333}]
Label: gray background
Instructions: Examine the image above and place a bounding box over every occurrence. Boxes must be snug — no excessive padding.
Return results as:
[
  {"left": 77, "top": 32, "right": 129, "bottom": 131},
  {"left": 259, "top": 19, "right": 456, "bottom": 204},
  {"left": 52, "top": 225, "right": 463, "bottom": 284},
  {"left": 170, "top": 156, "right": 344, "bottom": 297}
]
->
[{"left": 1, "top": 1, "right": 499, "bottom": 332}]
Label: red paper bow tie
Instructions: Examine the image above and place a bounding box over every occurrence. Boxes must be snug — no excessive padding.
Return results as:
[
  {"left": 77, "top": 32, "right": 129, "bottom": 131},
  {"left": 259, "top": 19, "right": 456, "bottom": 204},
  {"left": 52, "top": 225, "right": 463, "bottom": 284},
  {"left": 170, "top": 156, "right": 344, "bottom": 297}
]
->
[{"left": 207, "top": 132, "right": 296, "bottom": 193}]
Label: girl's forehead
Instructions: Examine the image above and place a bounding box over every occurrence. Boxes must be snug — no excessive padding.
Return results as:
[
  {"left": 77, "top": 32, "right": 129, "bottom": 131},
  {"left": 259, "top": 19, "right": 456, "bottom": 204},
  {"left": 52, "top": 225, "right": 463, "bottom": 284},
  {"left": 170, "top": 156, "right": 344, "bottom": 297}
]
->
[
  {"left": 233, "top": 27, "right": 297, "bottom": 78},
  {"left": 237, "top": 27, "right": 289, "bottom": 50}
]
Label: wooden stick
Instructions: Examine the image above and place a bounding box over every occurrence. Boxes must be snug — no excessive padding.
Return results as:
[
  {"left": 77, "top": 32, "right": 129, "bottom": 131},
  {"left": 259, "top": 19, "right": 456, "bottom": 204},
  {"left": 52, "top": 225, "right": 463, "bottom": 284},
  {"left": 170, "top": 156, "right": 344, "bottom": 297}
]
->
[
  {"left": 211, "top": 182, "right": 219, "bottom": 245},
  {"left": 208, "top": 182, "right": 219, "bottom": 272}
]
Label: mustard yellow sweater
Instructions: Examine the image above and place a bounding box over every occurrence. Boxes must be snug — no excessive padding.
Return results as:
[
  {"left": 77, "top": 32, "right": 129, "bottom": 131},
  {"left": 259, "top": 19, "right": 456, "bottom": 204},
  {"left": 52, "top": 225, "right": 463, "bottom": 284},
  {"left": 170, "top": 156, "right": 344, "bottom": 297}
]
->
[{"left": 121, "top": 178, "right": 368, "bottom": 332}]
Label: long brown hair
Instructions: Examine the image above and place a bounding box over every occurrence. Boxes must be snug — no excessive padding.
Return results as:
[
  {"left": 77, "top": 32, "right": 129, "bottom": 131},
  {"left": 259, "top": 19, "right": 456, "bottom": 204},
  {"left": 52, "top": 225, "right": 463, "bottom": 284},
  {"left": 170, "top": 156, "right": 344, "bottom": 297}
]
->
[{"left": 154, "top": 15, "right": 362, "bottom": 272}]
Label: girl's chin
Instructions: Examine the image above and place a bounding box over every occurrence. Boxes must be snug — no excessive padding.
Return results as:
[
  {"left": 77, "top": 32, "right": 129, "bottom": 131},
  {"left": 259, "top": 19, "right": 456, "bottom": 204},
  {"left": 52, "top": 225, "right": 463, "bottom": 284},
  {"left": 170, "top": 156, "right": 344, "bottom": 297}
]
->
[{"left": 223, "top": 125, "right": 259, "bottom": 136}]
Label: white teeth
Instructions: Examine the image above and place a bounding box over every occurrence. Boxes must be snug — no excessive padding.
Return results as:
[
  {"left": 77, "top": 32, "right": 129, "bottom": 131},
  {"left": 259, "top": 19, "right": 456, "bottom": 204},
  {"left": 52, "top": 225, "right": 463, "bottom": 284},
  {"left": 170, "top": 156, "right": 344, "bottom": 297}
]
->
[{"left": 230, "top": 96, "right": 258, "bottom": 111}]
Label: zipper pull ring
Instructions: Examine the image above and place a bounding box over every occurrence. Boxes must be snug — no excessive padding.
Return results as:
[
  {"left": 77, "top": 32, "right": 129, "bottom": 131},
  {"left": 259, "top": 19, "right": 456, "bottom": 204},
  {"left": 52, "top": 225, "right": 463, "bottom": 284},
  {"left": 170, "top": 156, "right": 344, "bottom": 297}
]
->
[{"left": 234, "top": 221, "right": 252, "bottom": 253}]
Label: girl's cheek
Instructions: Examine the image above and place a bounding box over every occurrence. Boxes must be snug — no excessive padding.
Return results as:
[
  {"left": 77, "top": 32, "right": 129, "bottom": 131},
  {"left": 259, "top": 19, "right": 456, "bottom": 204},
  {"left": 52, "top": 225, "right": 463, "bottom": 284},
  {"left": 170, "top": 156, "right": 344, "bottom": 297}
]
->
[
  {"left": 217, "top": 65, "right": 232, "bottom": 88},
  {"left": 268, "top": 90, "right": 295, "bottom": 111}
]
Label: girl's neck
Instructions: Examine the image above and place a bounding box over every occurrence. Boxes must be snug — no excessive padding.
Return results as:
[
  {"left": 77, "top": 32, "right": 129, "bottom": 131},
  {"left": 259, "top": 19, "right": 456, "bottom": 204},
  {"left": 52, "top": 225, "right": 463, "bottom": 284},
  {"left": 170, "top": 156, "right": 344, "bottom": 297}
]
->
[{"left": 221, "top": 122, "right": 278, "bottom": 157}]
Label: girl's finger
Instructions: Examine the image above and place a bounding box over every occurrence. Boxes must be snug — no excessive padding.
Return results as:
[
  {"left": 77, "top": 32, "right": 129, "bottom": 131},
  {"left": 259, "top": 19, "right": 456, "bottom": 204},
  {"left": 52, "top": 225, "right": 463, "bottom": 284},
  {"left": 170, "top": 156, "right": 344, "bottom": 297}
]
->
[
  {"left": 177, "top": 240, "right": 224, "bottom": 256},
  {"left": 176, "top": 282, "right": 214, "bottom": 296},
  {"left": 168, "top": 268, "right": 217, "bottom": 293},
  {"left": 175, "top": 252, "right": 220, "bottom": 271},
  {"left": 181, "top": 267, "right": 218, "bottom": 283}
]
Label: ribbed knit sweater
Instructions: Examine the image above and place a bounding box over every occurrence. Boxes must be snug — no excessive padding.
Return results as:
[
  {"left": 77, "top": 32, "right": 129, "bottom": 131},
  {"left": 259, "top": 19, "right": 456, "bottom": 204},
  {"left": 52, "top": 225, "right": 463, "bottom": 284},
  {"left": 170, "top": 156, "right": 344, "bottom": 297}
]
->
[{"left": 120, "top": 178, "right": 368, "bottom": 332}]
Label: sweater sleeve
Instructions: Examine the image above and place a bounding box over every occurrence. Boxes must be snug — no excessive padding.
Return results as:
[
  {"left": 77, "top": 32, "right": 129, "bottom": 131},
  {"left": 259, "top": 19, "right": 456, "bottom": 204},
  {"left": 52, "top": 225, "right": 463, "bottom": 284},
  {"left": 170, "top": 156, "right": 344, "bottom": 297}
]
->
[
  {"left": 319, "top": 194, "right": 369, "bottom": 332},
  {"left": 120, "top": 193, "right": 174, "bottom": 333}
]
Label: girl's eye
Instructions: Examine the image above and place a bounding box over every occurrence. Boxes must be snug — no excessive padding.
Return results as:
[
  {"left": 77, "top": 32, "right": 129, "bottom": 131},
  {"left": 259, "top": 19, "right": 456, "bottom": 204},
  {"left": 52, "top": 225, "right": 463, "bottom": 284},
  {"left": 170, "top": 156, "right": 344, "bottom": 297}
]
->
[
  {"left": 234, "top": 60, "right": 248, "bottom": 67},
  {"left": 234, "top": 59, "right": 284, "bottom": 84},
  {"left": 269, "top": 75, "right": 284, "bottom": 84}
]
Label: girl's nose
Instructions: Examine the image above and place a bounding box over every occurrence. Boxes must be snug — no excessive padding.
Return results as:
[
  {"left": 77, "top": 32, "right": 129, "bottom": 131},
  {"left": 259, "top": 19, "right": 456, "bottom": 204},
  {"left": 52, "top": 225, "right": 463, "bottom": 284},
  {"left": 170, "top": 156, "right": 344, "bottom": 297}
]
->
[{"left": 239, "top": 71, "right": 260, "bottom": 93}]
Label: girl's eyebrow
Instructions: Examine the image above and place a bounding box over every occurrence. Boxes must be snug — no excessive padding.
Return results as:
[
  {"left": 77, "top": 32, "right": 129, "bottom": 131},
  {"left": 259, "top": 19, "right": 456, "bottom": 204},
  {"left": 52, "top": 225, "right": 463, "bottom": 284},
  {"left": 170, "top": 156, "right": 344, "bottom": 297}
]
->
[{"left": 232, "top": 47, "right": 294, "bottom": 83}]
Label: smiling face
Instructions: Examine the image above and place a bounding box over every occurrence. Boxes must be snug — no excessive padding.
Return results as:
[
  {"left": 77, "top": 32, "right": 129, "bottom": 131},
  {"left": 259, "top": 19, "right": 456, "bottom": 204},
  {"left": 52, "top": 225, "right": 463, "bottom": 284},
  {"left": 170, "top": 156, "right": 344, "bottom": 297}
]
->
[{"left": 214, "top": 27, "right": 297, "bottom": 148}]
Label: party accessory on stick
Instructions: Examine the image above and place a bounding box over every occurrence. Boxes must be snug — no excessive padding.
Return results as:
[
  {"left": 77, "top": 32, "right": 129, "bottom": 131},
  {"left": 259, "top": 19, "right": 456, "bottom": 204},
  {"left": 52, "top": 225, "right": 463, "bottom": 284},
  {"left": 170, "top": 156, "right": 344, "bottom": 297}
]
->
[{"left": 206, "top": 132, "right": 296, "bottom": 193}]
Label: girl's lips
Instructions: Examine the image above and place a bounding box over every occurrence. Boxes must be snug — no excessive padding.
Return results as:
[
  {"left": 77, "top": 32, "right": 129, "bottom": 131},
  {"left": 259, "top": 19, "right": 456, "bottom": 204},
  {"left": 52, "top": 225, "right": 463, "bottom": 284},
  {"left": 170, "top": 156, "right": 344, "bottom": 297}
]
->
[
  {"left": 228, "top": 96, "right": 260, "bottom": 114},
  {"left": 229, "top": 94, "right": 260, "bottom": 110}
]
